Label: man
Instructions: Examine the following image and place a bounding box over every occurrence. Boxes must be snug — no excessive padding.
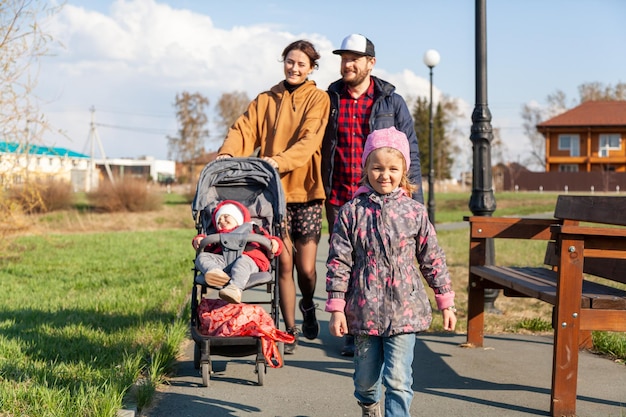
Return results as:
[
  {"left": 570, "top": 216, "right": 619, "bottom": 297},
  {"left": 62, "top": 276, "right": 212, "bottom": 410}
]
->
[{"left": 322, "top": 33, "right": 424, "bottom": 356}]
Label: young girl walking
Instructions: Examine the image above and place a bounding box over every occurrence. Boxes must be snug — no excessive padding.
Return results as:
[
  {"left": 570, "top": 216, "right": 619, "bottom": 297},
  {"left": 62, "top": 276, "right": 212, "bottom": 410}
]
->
[{"left": 325, "top": 126, "right": 457, "bottom": 417}]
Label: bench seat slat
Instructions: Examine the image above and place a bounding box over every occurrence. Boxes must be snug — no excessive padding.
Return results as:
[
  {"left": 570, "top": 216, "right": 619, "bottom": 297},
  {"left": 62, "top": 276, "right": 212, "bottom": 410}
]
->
[
  {"left": 471, "top": 266, "right": 559, "bottom": 305},
  {"left": 471, "top": 265, "right": 626, "bottom": 309}
]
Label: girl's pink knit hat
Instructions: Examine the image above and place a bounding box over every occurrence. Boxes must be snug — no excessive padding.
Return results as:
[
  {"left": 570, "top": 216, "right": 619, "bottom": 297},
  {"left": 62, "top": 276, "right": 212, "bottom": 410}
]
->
[{"left": 361, "top": 126, "right": 411, "bottom": 169}]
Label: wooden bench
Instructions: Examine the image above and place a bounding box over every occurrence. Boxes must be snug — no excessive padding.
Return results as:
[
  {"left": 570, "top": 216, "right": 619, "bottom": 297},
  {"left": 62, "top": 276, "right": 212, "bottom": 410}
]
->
[{"left": 465, "top": 195, "right": 626, "bottom": 417}]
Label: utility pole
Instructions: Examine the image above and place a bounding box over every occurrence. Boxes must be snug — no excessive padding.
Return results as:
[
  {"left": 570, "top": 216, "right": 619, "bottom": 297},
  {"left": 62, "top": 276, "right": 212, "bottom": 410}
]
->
[{"left": 87, "top": 106, "right": 114, "bottom": 191}]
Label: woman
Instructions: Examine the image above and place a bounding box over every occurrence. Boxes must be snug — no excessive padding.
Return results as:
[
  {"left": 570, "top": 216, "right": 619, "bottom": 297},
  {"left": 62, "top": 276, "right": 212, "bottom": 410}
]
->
[{"left": 216, "top": 39, "right": 330, "bottom": 354}]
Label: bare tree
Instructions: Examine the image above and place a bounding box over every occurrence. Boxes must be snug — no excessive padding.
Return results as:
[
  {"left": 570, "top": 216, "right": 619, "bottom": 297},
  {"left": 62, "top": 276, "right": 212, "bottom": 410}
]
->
[
  {"left": 521, "top": 102, "right": 548, "bottom": 169},
  {"left": 215, "top": 91, "right": 249, "bottom": 139},
  {"left": 0, "top": 0, "right": 59, "bottom": 145},
  {"left": 579, "top": 81, "right": 626, "bottom": 101},
  {"left": 167, "top": 91, "right": 209, "bottom": 182},
  {"left": 0, "top": 0, "right": 61, "bottom": 240},
  {"left": 490, "top": 127, "right": 506, "bottom": 166},
  {"left": 521, "top": 90, "right": 570, "bottom": 170}
]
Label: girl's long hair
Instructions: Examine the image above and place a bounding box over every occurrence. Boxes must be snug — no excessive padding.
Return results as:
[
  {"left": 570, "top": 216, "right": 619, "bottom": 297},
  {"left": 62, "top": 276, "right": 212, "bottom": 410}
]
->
[{"left": 359, "top": 147, "right": 418, "bottom": 195}]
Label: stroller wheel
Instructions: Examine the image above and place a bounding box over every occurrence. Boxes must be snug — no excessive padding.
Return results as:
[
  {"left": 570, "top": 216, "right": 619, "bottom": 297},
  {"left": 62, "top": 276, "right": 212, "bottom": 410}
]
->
[
  {"left": 256, "top": 361, "right": 266, "bottom": 386},
  {"left": 193, "top": 342, "right": 201, "bottom": 370},
  {"left": 201, "top": 362, "right": 211, "bottom": 387}
]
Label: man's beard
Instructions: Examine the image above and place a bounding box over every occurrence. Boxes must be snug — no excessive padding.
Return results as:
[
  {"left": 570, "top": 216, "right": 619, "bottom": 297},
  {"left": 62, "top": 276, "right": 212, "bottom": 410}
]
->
[{"left": 342, "top": 70, "right": 368, "bottom": 87}]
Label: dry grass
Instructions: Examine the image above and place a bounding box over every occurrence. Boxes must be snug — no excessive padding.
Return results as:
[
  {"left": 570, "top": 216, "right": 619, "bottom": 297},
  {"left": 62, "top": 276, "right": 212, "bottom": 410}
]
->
[{"left": 29, "top": 203, "right": 195, "bottom": 235}]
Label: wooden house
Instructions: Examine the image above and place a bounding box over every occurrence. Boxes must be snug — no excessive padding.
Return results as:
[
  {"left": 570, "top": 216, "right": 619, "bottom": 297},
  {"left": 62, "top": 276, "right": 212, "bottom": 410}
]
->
[{"left": 537, "top": 101, "right": 626, "bottom": 173}]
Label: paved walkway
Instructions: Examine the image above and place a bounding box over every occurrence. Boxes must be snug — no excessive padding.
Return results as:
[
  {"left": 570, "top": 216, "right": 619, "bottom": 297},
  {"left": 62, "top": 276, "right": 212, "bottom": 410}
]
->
[{"left": 137, "top": 230, "right": 626, "bottom": 417}]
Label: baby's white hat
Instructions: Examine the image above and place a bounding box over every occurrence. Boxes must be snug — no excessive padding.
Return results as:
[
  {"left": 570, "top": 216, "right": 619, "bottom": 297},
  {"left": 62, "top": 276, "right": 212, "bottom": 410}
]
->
[{"left": 214, "top": 203, "right": 244, "bottom": 226}]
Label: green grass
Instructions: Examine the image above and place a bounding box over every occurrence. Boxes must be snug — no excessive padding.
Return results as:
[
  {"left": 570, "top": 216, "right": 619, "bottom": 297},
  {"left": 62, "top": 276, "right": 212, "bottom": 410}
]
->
[
  {"left": 593, "top": 331, "right": 626, "bottom": 363},
  {"left": 435, "top": 191, "right": 560, "bottom": 223},
  {"left": 0, "top": 230, "right": 192, "bottom": 416},
  {"left": 516, "top": 318, "right": 553, "bottom": 332}
]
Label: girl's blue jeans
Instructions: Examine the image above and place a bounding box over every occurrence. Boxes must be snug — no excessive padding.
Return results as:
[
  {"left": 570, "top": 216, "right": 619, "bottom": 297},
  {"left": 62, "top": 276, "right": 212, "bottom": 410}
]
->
[{"left": 353, "top": 333, "right": 415, "bottom": 417}]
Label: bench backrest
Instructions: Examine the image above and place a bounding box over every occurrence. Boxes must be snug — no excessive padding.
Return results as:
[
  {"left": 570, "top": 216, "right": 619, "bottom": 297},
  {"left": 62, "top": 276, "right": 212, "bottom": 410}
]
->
[
  {"left": 554, "top": 195, "right": 626, "bottom": 226},
  {"left": 547, "top": 195, "right": 626, "bottom": 286}
]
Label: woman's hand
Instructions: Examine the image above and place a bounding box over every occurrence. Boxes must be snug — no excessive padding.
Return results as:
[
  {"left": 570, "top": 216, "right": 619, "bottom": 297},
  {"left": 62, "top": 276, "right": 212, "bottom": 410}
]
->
[
  {"left": 262, "top": 156, "right": 278, "bottom": 169},
  {"left": 216, "top": 154, "right": 232, "bottom": 160}
]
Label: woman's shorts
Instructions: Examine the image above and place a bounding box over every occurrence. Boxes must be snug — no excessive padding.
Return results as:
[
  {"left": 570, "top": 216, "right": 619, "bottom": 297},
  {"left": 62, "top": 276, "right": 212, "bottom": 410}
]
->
[{"left": 285, "top": 199, "right": 322, "bottom": 244}]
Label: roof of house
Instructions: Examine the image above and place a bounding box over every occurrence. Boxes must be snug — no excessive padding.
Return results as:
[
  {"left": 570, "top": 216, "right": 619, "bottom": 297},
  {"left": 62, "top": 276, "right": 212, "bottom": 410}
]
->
[
  {"left": 537, "top": 101, "right": 626, "bottom": 128},
  {"left": 0, "top": 142, "right": 89, "bottom": 158}
]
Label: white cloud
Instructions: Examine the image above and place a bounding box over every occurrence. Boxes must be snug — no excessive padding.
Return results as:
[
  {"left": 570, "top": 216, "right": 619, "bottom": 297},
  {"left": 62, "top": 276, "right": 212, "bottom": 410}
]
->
[{"left": 36, "top": 0, "right": 470, "bottom": 163}]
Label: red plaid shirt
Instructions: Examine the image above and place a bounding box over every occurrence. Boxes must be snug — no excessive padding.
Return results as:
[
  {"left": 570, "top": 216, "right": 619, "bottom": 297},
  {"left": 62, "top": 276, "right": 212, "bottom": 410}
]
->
[{"left": 329, "top": 79, "right": 375, "bottom": 206}]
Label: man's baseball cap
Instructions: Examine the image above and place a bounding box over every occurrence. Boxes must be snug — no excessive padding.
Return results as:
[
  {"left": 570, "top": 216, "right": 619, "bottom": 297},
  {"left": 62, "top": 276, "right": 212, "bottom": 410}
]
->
[{"left": 332, "top": 34, "right": 375, "bottom": 57}]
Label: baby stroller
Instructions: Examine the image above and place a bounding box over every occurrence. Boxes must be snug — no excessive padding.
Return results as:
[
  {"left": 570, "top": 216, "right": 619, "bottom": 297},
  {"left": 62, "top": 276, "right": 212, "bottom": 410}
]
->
[{"left": 190, "top": 157, "right": 286, "bottom": 386}]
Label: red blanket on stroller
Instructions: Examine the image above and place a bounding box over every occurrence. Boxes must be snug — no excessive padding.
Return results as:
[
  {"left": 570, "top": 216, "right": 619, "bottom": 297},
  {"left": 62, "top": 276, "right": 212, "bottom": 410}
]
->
[{"left": 198, "top": 299, "right": 295, "bottom": 368}]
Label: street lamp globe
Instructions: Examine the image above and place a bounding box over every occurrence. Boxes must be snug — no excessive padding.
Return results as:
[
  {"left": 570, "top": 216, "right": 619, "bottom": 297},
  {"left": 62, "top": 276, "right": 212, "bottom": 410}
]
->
[{"left": 423, "top": 49, "right": 440, "bottom": 68}]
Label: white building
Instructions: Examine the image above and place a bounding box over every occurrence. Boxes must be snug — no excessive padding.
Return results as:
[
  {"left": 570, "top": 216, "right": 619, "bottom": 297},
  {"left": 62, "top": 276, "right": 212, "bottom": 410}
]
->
[
  {"left": 1, "top": 142, "right": 177, "bottom": 192},
  {"left": 95, "top": 156, "right": 176, "bottom": 185},
  {"left": 0, "top": 141, "right": 95, "bottom": 191}
]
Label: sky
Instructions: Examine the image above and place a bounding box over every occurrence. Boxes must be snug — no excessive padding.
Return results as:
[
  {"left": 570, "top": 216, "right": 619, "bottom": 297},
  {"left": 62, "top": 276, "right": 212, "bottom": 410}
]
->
[{"left": 34, "top": 0, "right": 626, "bottom": 176}]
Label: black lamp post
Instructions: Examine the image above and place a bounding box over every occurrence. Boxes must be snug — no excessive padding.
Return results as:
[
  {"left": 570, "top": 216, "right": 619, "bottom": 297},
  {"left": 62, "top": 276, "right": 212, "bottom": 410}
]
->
[
  {"left": 470, "top": 0, "right": 499, "bottom": 312},
  {"left": 423, "top": 49, "right": 440, "bottom": 226}
]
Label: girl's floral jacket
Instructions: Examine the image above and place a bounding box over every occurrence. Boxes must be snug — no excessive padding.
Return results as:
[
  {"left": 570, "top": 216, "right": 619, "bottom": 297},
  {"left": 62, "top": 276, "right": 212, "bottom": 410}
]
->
[{"left": 325, "top": 186, "right": 455, "bottom": 336}]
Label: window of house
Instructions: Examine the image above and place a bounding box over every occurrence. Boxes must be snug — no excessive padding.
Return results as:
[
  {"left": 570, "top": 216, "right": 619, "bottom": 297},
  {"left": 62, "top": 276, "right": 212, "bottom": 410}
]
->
[
  {"left": 558, "top": 134, "right": 580, "bottom": 156},
  {"left": 559, "top": 164, "right": 579, "bottom": 172},
  {"left": 599, "top": 134, "right": 621, "bottom": 157}
]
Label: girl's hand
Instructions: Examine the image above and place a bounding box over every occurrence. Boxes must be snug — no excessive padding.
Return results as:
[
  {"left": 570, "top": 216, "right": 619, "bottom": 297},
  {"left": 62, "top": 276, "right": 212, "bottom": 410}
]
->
[
  {"left": 216, "top": 154, "right": 232, "bottom": 160},
  {"left": 442, "top": 308, "right": 457, "bottom": 331},
  {"left": 329, "top": 311, "right": 348, "bottom": 337}
]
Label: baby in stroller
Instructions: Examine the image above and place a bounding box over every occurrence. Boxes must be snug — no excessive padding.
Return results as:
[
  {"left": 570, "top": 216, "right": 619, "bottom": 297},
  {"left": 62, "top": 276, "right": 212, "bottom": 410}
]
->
[{"left": 192, "top": 199, "right": 284, "bottom": 304}]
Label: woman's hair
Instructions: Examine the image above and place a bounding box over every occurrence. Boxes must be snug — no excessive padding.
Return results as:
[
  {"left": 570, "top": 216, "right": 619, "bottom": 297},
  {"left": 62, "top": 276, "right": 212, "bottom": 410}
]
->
[
  {"left": 359, "top": 147, "right": 418, "bottom": 194},
  {"left": 282, "top": 40, "right": 320, "bottom": 70}
]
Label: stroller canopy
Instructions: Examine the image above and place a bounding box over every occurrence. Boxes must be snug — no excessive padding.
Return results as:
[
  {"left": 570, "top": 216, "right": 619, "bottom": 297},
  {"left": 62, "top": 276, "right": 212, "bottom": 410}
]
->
[{"left": 191, "top": 157, "right": 286, "bottom": 234}]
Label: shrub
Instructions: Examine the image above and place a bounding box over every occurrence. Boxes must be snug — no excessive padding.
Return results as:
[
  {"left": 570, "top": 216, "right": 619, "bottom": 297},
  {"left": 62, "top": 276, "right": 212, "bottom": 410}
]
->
[
  {"left": 0, "top": 191, "right": 30, "bottom": 243},
  {"left": 7, "top": 178, "right": 75, "bottom": 214},
  {"left": 87, "top": 179, "right": 163, "bottom": 212},
  {"left": 39, "top": 178, "right": 75, "bottom": 211}
]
